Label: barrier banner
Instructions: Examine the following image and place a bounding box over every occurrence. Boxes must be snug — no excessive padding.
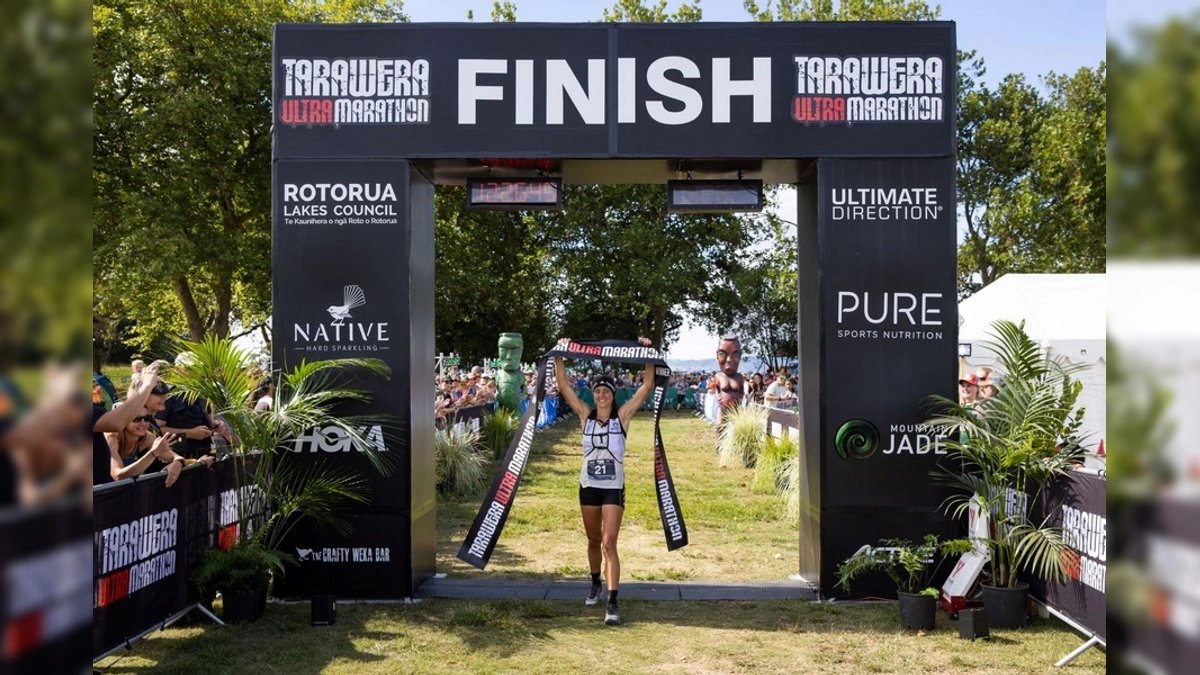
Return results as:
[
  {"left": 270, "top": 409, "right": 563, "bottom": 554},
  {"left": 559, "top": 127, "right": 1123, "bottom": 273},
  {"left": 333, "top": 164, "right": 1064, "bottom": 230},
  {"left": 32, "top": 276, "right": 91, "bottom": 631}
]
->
[
  {"left": 0, "top": 500, "right": 91, "bottom": 673},
  {"left": 1029, "top": 469, "right": 1106, "bottom": 642},
  {"left": 92, "top": 459, "right": 258, "bottom": 660},
  {"left": 457, "top": 339, "right": 684, "bottom": 569}
]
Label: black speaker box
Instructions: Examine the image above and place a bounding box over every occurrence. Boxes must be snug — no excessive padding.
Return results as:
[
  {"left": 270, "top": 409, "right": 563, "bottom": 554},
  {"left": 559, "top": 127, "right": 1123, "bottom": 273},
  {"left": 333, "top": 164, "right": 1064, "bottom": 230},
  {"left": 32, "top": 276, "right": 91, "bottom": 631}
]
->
[
  {"left": 311, "top": 595, "right": 337, "bottom": 626},
  {"left": 958, "top": 607, "right": 989, "bottom": 640}
]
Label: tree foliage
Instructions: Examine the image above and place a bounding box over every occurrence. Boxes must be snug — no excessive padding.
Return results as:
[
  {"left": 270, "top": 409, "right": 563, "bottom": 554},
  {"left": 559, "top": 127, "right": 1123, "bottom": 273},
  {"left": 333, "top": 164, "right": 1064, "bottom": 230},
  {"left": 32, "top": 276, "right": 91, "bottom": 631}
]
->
[
  {"left": 956, "top": 59, "right": 1106, "bottom": 297},
  {"left": 93, "top": 0, "right": 406, "bottom": 351},
  {"left": 742, "top": 0, "right": 938, "bottom": 22},
  {"left": 1109, "top": 15, "right": 1200, "bottom": 255},
  {"left": 433, "top": 189, "right": 556, "bottom": 365},
  {"left": 691, "top": 215, "right": 797, "bottom": 371}
]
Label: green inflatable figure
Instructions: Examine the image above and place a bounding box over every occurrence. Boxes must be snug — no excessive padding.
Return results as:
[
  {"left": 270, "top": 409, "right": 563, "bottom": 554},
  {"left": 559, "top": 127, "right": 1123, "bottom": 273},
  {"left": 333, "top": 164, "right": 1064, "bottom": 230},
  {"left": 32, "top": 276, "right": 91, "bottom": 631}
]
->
[{"left": 496, "top": 332, "right": 524, "bottom": 411}]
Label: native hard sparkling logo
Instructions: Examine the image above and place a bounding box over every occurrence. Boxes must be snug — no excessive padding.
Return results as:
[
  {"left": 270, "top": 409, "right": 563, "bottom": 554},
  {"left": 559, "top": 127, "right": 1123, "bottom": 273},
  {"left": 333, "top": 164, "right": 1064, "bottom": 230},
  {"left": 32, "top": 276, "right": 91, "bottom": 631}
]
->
[
  {"left": 835, "top": 419, "right": 880, "bottom": 460},
  {"left": 292, "top": 285, "right": 390, "bottom": 353}
]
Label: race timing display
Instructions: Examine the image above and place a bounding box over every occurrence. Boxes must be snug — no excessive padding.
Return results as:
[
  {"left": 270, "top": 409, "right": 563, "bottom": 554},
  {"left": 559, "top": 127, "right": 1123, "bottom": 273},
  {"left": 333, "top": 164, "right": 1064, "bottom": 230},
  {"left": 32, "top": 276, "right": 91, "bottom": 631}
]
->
[
  {"left": 466, "top": 177, "right": 563, "bottom": 210},
  {"left": 667, "top": 180, "right": 764, "bottom": 213}
]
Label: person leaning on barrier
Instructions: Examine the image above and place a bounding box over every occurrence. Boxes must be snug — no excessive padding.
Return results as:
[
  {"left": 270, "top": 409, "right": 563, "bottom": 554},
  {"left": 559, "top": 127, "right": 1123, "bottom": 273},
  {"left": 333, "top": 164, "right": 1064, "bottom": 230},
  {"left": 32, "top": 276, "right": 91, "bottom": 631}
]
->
[{"left": 106, "top": 404, "right": 208, "bottom": 486}]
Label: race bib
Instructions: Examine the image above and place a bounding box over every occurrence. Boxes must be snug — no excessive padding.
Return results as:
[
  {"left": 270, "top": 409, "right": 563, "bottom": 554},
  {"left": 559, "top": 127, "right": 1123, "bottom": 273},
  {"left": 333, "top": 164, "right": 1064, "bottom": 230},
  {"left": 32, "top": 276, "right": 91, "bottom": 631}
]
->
[{"left": 587, "top": 458, "right": 616, "bottom": 480}]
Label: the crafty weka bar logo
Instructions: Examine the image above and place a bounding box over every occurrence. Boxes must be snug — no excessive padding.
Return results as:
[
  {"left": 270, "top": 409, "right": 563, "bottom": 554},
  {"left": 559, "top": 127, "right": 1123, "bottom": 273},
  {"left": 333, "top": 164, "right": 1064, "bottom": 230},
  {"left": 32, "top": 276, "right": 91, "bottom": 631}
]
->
[
  {"left": 791, "top": 55, "right": 945, "bottom": 124},
  {"left": 279, "top": 57, "right": 430, "bottom": 125}
]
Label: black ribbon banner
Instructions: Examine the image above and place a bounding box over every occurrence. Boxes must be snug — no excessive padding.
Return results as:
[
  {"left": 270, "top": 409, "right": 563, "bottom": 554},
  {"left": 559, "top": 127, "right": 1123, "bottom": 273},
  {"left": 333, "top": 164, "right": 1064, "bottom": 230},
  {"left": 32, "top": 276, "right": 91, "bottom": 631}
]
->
[{"left": 457, "top": 338, "right": 686, "bottom": 569}]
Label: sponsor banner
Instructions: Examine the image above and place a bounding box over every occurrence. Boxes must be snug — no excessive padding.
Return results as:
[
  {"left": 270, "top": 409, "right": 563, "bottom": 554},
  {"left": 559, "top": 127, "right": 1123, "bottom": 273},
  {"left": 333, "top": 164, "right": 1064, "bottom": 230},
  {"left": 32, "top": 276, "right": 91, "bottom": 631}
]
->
[
  {"left": 273, "top": 22, "right": 955, "bottom": 159},
  {"left": 271, "top": 514, "right": 408, "bottom": 598},
  {"left": 457, "top": 339, "right": 684, "bottom": 570},
  {"left": 272, "top": 159, "right": 411, "bottom": 513},
  {"left": 817, "top": 157, "right": 958, "bottom": 595},
  {"left": 0, "top": 500, "right": 91, "bottom": 673},
  {"left": 1028, "top": 470, "right": 1106, "bottom": 642},
  {"left": 90, "top": 459, "right": 259, "bottom": 659},
  {"left": 1121, "top": 497, "right": 1200, "bottom": 673}
]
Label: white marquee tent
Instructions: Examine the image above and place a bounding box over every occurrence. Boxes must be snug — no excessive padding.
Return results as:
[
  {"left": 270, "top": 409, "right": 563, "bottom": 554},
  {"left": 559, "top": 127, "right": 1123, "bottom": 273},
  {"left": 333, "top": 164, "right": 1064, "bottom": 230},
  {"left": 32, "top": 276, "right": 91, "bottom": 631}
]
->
[{"left": 958, "top": 274, "right": 1106, "bottom": 458}]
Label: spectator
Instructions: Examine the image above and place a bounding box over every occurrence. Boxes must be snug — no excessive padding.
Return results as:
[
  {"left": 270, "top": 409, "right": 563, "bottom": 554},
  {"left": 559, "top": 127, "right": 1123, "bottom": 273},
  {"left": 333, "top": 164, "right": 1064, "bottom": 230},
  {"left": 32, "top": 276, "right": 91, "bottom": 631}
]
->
[
  {"left": 746, "top": 373, "right": 766, "bottom": 405},
  {"left": 106, "top": 406, "right": 199, "bottom": 485},
  {"left": 131, "top": 359, "right": 145, "bottom": 377},
  {"left": 4, "top": 365, "right": 91, "bottom": 505},
  {"left": 476, "top": 375, "right": 498, "bottom": 405},
  {"left": 974, "top": 367, "right": 994, "bottom": 385},
  {"left": 979, "top": 372, "right": 1004, "bottom": 400},
  {"left": 783, "top": 377, "right": 798, "bottom": 408},
  {"left": 764, "top": 369, "right": 789, "bottom": 409},
  {"left": 156, "top": 354, "right": 227, "bottom": 460},
  {"left": 251, "top": 376, "right": 274, "bottom": 411},
  {"left": 958, "top": 373, "right": 980, "bottom": 406}
]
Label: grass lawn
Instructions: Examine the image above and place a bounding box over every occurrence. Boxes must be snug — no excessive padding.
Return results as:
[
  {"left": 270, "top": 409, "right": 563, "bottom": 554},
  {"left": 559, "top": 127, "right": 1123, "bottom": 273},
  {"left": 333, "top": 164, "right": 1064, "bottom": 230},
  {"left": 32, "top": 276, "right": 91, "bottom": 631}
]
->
[
  {"left": 438, "top": 410, "right": 798, "bottom": 582},
  {"left": 95, "top": 600, "right": 1105, "bottom": 674},
  {"left": 94, "top": 410, "right": 1106, "bottom": 673}
]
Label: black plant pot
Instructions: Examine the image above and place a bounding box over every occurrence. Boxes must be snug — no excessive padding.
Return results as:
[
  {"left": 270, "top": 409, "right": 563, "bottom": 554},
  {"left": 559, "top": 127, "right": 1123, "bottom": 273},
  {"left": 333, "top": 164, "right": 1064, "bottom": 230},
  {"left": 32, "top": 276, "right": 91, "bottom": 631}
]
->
[
  {"left": 222, "top": 587, "right": 266, "bottom": 624},
  {"left": 981, "top": 583, "right": 1029, "bottom": 629},
  {"left": 897, "top": 591, "right": 937, "bottom": 630}
]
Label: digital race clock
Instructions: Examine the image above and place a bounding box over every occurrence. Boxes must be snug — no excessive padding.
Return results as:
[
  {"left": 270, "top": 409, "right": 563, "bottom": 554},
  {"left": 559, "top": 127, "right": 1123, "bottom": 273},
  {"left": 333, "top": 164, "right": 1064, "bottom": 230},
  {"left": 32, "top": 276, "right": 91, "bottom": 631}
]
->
[
  {"left": 466, "top": 177, "right": 563, "bottom": 211},
  {"left": 666, "top": 179, "right": 764, "bottom": 213}
]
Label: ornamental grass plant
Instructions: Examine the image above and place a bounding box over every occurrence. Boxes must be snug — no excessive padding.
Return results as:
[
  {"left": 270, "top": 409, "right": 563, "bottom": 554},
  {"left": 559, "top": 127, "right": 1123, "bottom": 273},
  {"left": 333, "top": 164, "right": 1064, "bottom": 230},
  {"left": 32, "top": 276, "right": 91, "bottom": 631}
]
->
[
  {"left": 718, "top": 403, "right": 768, "bottom": 468},
  {"left": 435, "top": 425, "right": 487, "bottom": 496}
]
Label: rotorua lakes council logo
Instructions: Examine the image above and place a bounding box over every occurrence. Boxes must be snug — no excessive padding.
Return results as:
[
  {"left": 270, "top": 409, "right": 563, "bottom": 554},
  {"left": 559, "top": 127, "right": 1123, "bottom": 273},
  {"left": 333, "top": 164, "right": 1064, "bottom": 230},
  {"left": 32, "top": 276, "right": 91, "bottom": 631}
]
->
[{"left": 835, "top": 419, "right": 880, "bottom": 460}]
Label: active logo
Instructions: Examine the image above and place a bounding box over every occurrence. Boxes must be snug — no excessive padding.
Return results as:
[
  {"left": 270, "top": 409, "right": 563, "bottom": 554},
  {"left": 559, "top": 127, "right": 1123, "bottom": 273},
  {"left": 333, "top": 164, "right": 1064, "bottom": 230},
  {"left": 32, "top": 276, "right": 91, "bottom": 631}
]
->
[{"left": 835, "top": 419, "right": 880, "bottom": 460}]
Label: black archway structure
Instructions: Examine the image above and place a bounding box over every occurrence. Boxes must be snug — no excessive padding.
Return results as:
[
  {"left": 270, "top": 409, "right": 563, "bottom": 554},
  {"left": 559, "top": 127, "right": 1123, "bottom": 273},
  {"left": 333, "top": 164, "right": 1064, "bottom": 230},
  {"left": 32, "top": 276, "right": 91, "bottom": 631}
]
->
[{"left": 270, "top": 21, "right": 958, "bottom": 600}]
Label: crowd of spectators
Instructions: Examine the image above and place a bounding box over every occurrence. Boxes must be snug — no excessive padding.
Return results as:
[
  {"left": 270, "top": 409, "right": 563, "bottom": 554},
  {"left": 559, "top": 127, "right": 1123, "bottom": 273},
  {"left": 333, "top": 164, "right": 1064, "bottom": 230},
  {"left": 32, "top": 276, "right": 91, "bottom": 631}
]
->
[{"left": 432, "top": 361, "right": 800, "bottom": 419}]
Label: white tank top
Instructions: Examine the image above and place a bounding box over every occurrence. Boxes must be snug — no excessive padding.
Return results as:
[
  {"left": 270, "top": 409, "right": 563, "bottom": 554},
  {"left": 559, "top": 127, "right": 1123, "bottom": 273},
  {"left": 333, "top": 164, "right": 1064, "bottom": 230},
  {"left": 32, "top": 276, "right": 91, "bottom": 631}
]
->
[{"left": 580, "top": 412, "right": 626, "bottom": 489}]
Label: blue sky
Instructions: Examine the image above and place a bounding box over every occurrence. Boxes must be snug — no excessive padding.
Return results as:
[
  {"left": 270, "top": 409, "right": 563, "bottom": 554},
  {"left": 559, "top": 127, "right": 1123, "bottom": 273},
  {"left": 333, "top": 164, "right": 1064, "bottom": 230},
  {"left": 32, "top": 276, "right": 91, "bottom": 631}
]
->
[
  {"left": 399, "top": 0, "right": 1108, "bottom": 361},
  {"left": 402, "top": 0, "right": 1107, "bottom": 89}
]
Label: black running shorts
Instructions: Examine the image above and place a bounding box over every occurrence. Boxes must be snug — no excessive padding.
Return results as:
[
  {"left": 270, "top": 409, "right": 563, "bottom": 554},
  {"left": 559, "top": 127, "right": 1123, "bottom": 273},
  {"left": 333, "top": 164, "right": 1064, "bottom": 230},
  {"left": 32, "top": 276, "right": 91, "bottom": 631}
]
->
[{"left": 579, "top": 486, "right": 625, "bottom": 508}]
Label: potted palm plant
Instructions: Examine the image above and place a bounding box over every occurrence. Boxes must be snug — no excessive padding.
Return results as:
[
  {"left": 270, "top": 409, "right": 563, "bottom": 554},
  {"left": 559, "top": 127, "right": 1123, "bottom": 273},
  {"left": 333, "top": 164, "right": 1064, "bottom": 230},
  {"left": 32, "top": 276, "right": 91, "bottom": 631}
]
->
[
  {"left": 836, "top": 535, "right": 973, "bottom": 630},
  {"left": 927, "top": 320, "right": 1088, "bottom": 628},
  {"left": 171, "top": 337, "right": 393, "bottom": 622}
]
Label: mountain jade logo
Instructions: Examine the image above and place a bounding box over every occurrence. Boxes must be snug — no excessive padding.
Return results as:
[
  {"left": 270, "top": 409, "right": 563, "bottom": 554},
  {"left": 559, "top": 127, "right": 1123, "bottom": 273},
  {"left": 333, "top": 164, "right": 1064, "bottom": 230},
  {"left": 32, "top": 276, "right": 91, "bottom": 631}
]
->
[{"left": 835, "top": 419, "right": 880, "bottom": 460}]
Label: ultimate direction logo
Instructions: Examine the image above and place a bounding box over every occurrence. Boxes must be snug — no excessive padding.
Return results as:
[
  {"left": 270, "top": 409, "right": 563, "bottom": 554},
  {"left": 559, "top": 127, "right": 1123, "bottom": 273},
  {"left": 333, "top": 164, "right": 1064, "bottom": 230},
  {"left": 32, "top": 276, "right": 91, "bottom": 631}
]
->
[
  {"left": 830, "top": 187, "right": 943, "bottom": 222},
  {"left": 279, "top": 57, "right": 430, "bottom": 125},
  {"left": 292, "top": 284, "right": 390, "bottom": 353},
  {"left": 792, "top": 55, "right": 945, "bottom": 124}
]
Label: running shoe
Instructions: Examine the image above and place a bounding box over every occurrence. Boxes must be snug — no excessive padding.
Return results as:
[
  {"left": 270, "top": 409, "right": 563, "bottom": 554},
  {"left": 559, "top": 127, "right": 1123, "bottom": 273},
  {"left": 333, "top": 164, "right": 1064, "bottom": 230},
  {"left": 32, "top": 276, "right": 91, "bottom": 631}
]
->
[
  {"left": 585, "top": 583, "right": 603, "bottom": 606},
  {"left": 604, "top": 603, "right": 620, "bottom": 626}
]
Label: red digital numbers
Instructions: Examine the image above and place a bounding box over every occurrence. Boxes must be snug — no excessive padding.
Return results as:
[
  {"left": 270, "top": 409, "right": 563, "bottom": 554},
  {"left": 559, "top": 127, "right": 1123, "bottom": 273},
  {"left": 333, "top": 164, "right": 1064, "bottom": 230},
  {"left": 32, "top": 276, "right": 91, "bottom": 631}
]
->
[{"left": 467, "top": 178, "right": 561, "bottom": 210}]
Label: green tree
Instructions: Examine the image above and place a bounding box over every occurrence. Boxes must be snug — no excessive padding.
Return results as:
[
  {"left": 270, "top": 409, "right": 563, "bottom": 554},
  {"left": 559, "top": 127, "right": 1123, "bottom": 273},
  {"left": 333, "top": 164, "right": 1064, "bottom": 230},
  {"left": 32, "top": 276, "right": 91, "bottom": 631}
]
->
[
  {"left": 1, "top": 0, "right": 91, "bottom": 360},
  {"left": 956, "top": 62, "right": 1106, "bottom": 297},
  {"left": 955, "top": 64, "right": 1046, "bottom": 296},
  {"left": 692, "top": 217, "right": 798, "bottom": 370},
  {"left": 1109, "top": 15, "right": 1200, "bottom": 255},
  {"left": 434, "top": 189, "right": 556, "bottom": 365},
  {"left": 742, "top": 0, "right": 938, "bottom": 22},
  {"left": 93, "top": 0, "right": 406, "bottom": 352}
]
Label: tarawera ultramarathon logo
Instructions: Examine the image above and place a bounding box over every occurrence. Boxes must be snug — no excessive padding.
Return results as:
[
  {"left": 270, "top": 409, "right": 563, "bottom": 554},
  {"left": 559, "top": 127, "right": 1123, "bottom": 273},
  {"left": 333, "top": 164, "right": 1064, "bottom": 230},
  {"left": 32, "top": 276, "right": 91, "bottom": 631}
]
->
[
  {"left": 279, "top": 57, "right": 430, "bottom": 125},
  {"left": 791, "top": 55, "right": 945, "bottom": 124}
]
